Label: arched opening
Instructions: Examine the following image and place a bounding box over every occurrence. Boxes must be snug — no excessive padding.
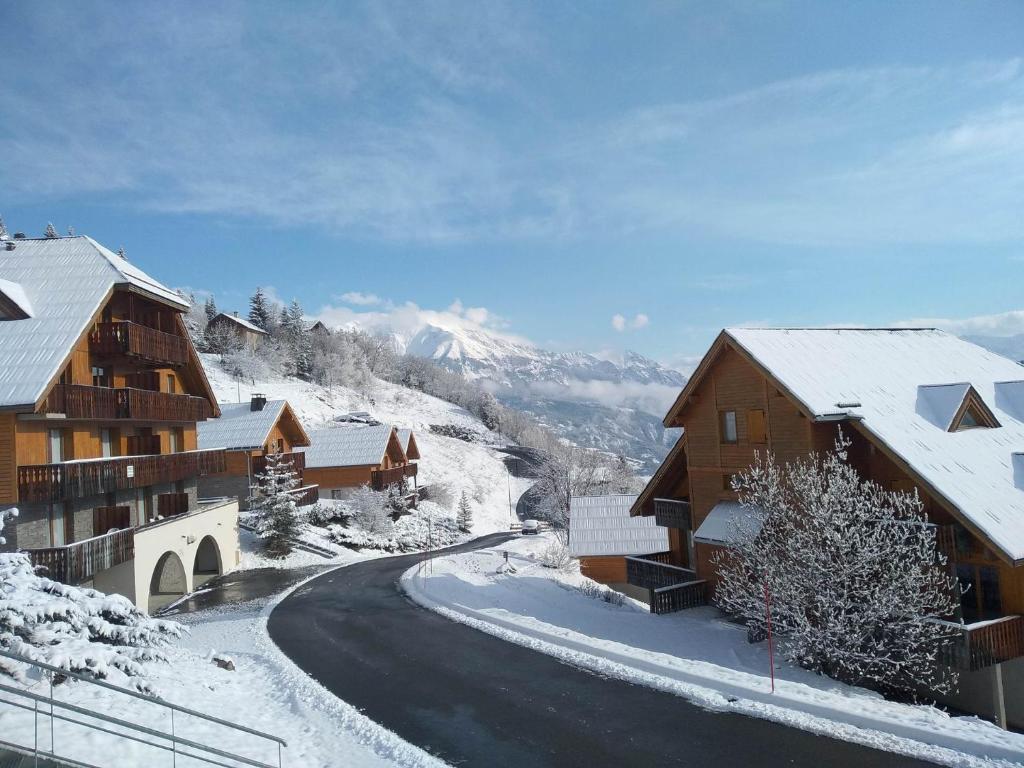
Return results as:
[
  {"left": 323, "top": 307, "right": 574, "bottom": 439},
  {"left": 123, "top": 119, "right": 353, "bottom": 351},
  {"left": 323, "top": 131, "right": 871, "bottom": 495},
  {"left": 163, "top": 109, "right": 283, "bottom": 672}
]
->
[
  {"left": 193, "top": 536, "right": 222, "bottom": 588},
  {"left": 149, "top": 551, "right": 187, "bottom": 613}
]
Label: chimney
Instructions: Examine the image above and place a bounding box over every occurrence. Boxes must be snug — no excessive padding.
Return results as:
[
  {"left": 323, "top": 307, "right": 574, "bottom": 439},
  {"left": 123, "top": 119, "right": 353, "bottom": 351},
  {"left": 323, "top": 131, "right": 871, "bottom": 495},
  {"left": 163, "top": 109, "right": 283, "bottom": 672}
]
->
[
  {"left": 233, "top": 311, "right": 239, "bottom": 317},
  {"left": 250, "top": 393, "right": 267, "bottom": 412}
]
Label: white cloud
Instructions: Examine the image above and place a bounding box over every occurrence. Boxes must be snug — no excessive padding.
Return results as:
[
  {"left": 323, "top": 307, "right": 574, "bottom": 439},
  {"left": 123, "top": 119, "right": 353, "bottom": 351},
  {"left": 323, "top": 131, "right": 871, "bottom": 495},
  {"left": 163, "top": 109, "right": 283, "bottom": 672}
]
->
[
  {"left": 612, "top": 312, "right": 648, "bottom": 332},
  {"left": 338, "top": 291, "right": 383, "bottom": 306},
  {"left": 895, "top": 308, "right": 1024, "bottom": 337}
]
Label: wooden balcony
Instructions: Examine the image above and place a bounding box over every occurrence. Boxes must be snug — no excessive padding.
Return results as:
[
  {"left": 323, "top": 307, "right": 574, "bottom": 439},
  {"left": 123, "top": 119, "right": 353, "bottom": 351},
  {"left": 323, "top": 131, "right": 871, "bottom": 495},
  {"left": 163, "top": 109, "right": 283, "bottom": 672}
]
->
[
  {"left": 93, "top": 505, "right": 131, "bottom": 535},
  {"left": 654, "top": 497, "right": 692, "bottom": 529},
  {"left": 626, "top": 553, "right": 709, "bottom": 614},
  {"left": 18, "top": 449, "right": 226, "bottom": 503},
  {"left": 89, "top": 321, "right": 189, "bottom": 366},
  {"left": 287, "top": 484, "right": 320, "bottom": 506},
  {"left": 126, "top": 434, "right": 162, "bottom": 456},
  {"left": 371, "top": 463, "right": 418, "bottom": 491},
  {"left": 157, "top": 492, "right": 190, "bottom": 518},
  {"left": 651, "top": 580, "right": 709, "bottom": 615},
  {"left": 251, "top": 451, "right": 306, "bottom": 477},
  {"left": 43, "top": 385, "right": 213, "bottom": 422},
  {"left": 941, "top": 615, "right": 1024, "bottom": 671},
  {"left": 24, "top": 528, "right": 135, "bottom": 585}
]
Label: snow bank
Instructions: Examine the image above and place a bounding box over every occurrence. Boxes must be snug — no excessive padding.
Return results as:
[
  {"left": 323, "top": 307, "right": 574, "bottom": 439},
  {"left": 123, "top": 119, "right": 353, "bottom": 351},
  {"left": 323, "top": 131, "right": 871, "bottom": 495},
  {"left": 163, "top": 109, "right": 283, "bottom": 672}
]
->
[{"left": 402, "top": 535, "right": 1024, "bottom": 768}]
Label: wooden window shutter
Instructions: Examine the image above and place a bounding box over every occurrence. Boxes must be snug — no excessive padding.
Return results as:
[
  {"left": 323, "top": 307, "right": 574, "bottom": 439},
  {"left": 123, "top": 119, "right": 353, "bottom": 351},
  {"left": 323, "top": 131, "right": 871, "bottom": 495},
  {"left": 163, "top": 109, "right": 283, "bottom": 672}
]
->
[{"left": 748, "top": 409, "right": 767, "bottom": 444}]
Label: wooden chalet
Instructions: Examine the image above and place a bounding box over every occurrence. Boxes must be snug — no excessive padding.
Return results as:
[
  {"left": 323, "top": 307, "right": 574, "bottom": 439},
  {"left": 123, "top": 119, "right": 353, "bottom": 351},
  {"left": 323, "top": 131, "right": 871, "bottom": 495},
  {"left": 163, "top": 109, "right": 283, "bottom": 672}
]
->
[
  {"left": 298, "top": 424, "right": 417, "bottom": 499},
  {"left": 631, "top": 327, "right": 1024, "bottom": 726},
  {"left": 207, "top": 311, "right": 268, "bottom": 349},
  {"left": 0, "top": 233, "right": 239, "bottom": 613},
  {"left": 197, "top": 395, "right": 318, "bottom": 508},
  {"left": 397, "top": 428, "right": 421, "bottom": 462}
]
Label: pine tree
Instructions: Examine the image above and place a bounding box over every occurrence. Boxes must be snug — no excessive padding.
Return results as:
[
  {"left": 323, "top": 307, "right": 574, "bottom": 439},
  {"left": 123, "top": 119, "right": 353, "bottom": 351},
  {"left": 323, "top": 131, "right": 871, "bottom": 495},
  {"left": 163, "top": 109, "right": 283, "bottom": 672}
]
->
[
  {"left": 204, "top": 296, "right": 218, "bottom": 322},
  {"left": 0, "top": 216, "right": 8, "bottom": 240},
  {"left": 44, "top": 222, "right": 58, "bottom": 238},
  {"left": 0, "top": 508, "right": 182, "bottom": 690},
  {"left": 457, "top": 490, "right": 473, "bottom": 533},
  {"left": 248, "top": 287, "right": 273, "bottom": 331},
  {"left": 246, "top": 452, "right": 301, "bottom": 558}
]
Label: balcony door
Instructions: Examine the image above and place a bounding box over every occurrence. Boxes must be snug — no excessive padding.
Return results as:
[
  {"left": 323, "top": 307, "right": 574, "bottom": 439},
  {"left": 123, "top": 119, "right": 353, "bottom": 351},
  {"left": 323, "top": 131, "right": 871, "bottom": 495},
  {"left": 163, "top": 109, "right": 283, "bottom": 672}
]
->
[
  {"left": 48, "top": 429, "right": 64, "bottom": 463},
  {"left": 51, "top": 501, "right": 69, "bottom": 546}
]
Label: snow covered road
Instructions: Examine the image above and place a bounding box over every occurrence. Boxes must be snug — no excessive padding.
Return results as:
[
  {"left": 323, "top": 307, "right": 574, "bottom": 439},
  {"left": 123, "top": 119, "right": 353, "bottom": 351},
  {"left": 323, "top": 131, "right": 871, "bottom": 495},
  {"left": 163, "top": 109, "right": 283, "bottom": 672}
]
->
[{"left": 268, "top": 532, "right": 937, "bottom": 768}]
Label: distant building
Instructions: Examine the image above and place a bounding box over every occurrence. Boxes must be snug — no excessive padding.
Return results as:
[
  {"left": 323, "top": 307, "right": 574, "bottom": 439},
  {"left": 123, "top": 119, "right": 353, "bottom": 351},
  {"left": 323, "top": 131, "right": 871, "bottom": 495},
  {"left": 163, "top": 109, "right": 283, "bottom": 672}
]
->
[
  {"left": 307, "top": 320, "right": 331, "bottom": 336},
  {"left": 207, "top": 312, "right": 268, "bottom": 349},
  {"left": 298, "top": 424, "right": 417, "bottom": 501},
  {"left": 197, "top": 395, "right": 317, "bottom": 509}
]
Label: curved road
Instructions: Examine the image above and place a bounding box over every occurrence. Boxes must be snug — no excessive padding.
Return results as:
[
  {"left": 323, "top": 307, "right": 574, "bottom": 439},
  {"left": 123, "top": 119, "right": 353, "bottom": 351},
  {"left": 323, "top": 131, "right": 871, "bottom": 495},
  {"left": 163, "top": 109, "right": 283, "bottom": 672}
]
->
[{"left": 268, "top": 534, "right": 933, "bottom": 767}]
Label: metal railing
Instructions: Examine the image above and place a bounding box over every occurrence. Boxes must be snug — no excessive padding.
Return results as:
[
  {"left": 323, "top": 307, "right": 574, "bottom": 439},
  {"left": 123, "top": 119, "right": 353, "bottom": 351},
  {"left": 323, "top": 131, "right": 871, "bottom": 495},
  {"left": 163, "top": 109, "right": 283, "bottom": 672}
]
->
[{"left": 0, "top": 648, "right": 286, "bottom": 768}]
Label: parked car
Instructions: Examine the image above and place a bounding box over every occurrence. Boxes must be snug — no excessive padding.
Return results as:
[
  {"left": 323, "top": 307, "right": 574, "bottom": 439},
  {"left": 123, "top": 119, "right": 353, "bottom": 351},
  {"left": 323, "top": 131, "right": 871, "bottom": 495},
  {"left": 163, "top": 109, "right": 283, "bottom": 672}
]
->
[{"left": 521, "top": 519, "right": 540, "bottom": 535}]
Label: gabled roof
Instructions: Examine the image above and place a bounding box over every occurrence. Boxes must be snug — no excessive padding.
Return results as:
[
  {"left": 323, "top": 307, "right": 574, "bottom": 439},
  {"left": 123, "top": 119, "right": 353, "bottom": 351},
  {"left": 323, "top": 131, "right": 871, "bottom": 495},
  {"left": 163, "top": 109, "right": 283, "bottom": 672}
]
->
[
  {"left": 397, "top": 428, "right": 421, "bottom": 460},
  {"left": 569, "top": 494, "right": 670, "bottom": 556},
  {"left": 211, "top": 312, "right": 268, "bottom": 335},
  {"left": 0, "top": 235, "right": 191, "bottom": 409},
  {"left": 197, "top": 399, "right": 310, "bottom": 451},
  {"left": 670, "top": 328, "right": 1024, "bottom": 563},
  {"left": 0, "top": 279, "right": 33, "bottom": 319},
  {"left": 630, "top": 434, "right": 686, "bottom": 516},
  {"left": 297, "top": 423, "right": 404, "bottom": 468}
]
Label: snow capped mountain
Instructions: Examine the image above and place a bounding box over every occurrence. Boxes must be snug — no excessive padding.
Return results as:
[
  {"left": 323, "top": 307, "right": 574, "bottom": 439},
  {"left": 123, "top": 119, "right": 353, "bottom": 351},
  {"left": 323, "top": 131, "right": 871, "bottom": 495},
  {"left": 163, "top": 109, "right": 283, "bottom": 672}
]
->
[{"left": 400, "top": 320, "right": 685, "bottom": 469}]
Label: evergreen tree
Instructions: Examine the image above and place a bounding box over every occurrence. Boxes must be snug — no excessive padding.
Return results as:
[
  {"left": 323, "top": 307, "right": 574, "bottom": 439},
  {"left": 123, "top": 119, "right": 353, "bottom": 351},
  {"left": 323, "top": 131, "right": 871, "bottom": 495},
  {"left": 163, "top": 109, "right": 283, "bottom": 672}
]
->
[
  {"left": 0, "top": 216, "right": 8, "bottom": 240},
  {"left": 457, "top": 490, "right": 473, "bottom": 533},
  {"left": 248, "top": 287, "right": 273, "bottom": 331},
  {"left": 204, "top": 296, "right": 218, "bottom": 322},
  {"left": 44, "top": 222, "right": 58, "bottom": 238},
  {"left": 247, "top": 452, "right": 301, "bottom": 558}
]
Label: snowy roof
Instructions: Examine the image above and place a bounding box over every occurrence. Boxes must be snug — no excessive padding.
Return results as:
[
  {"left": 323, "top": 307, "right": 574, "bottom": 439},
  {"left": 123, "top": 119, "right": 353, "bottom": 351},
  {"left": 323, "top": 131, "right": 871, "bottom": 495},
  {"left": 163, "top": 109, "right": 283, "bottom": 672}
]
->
[
  {"left": 693, "top": 501, "right": 764, "bottom": 547},
  {"left": 0, "top": 236, "right": 189, "bottom": 408},
  {"left": 297, "top": 424, "right": 397, "bottom": 468},
  {"left": 0, "top": 278, "right": 34, "bottom": 318},
  {"left": 568, "top": 495, "right": 670, "bottom": 556},
  {"left": 197, "top": 400, "right": 288, "bottom": 451},
  {"left": 212, "top": 313, "right": 268, "bottom": 335},
  {"left": 396, "top": 428, "right": 420, "bottom": 459},
  {"left": 723, "top": 328, "right": 1024, "bottom": 562}
]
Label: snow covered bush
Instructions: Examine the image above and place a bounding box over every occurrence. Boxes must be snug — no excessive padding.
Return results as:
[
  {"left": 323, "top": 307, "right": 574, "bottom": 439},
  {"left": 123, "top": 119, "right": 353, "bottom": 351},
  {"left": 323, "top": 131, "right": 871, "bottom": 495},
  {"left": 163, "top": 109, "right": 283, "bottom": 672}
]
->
[
  {"left": 539, "top": 539, "right": 574, "bottom": 572},
  {"left": 393, "top": 504, "right": 460, "bottom": 551},
  {"left": 346, "top": 486, "right": 394, "bottom": 535},
  {"left": 420, "top": 482, "right": 455, "bottom": 509},
  {"left": 0, "top": 507, "right": 183, "bottom": 691},
  {"left": 578, "top": 580, "right": 626, "bottom": 606},
  {"left": 305, "top": 501, "right": 348, "bottom": 528},
  {"left": 327, "top": 525, "right": 398, "bottom": 552},
  {"left": 246, "top": 452, "right": 301, "bottom": 558},
  {"left": 713, "top": 435, "right": 960, "bottom": 695}
]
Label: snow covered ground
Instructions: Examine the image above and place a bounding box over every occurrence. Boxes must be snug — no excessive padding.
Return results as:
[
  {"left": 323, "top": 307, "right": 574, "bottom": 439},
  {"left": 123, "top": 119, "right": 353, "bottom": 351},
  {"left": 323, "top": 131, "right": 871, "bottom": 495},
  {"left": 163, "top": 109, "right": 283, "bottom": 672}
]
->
[
  {"left": 402, "top": 533, "right": 1024, "bottom": 768},
  {"left": 202, "top": 353, "right": 523, "bottom": 535},
  {"left": 1, "top": 568, "right": 445, "bottom": 768}
]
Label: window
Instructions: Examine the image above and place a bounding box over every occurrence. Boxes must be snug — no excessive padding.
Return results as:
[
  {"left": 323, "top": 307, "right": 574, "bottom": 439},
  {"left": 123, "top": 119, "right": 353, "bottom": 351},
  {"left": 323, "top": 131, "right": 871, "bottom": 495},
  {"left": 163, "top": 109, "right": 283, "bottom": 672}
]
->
[
  {"left": 165, "top": 374, "right": 176, "bottom": 394},
  {"left": 957, "top": 564, "right": 1003, "bottom": 623},
  {"left": 48, "top": 429, "right": 64, "bottom": 463},
  {"left": 101, "top": 428, "right": 112, "bottom": 458},
  {"left": 719, "top": 410, "right": 738, "bottom": 444},
  {"left": 169, "top": 429, "right": 179, "bottom": 454},
  {"left": 91, "top": 366, "right": 108, "bottom": 387},
  {"left": 748, "top": 409, "right": 767, "bottom": 444},
  {"left": 331, "top": 489, "right": 345, "bottom": 500}
]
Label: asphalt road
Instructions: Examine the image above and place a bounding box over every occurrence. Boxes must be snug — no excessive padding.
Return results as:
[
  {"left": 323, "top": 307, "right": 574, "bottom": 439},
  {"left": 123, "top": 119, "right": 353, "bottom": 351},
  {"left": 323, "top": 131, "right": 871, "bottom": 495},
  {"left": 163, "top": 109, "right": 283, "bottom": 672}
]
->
[{"left": 268, "top": 533, "right": 933, "bottom": 768}]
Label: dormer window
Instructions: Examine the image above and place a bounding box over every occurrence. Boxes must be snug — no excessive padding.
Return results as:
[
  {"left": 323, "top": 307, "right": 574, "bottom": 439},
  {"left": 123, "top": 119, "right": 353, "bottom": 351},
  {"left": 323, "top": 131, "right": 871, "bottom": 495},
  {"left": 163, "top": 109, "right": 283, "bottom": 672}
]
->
[
  {"left": 950, "top": 389, "right": 1000, "bottom": 432},
  {"left": 917, "top": 383, "right": 1000, "bottom": 432}
]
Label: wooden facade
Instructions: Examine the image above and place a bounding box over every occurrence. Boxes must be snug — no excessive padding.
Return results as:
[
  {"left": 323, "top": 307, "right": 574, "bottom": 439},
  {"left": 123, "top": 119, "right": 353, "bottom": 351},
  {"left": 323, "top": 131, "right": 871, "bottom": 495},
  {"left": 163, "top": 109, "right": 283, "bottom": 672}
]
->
[
  {"left": 634, "top": 330, "right": 1024, "bottom": 664},
  {"left": 1, "top": 285, "right": 223, "bottom": 559},
  {"left": 304, "top": 427, "right": 416, "bottom": 499}
]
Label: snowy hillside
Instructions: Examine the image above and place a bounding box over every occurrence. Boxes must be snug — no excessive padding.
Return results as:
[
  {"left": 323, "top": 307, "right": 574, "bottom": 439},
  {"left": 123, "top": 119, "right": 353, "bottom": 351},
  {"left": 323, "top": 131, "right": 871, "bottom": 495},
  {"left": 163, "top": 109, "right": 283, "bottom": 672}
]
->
[
  {"left": 200, "top": 354, "right": 526, "bottom": 534},
  {"left": 394, "top": 321, "right": 685, "bottom": 469}
]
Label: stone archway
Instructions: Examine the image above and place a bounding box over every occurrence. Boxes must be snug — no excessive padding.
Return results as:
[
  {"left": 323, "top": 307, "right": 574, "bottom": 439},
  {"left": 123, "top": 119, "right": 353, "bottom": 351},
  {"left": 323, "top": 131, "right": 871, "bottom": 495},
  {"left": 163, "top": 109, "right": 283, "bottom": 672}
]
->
[
  {"left": 193, "top": 535, "right": 222, "bottom": 588},
  {"left": 149, "top": 551, "right": 187, "bottom": 613}
]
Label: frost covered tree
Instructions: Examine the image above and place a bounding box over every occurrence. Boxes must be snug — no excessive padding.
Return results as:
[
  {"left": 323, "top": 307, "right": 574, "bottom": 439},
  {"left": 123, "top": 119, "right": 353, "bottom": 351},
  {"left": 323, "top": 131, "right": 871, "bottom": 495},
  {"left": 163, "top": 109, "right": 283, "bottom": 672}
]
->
[
  {"left": 532, "top": 441, "right": 611, "bottom": 541},
  {"left": 248, "top": 287, "right": 274, "bottom": 331},
  {"left": 456, "top": 491, "right": 473, "bottom": 533},
  {"left": 0, "top": 216, "right": 8, "bottom": 240},
  {"left": 347, "top": 486, "right": 394, "bottom": 535},
  {"left": 204, "top": 296, "right": 218, "bottom": 322},
  {"left": 44, "top": 222, "right": 58, "bottom": 238},
  {"left": 713, "top": 435, "right": 961, "bottom": 695},
  {"left": 247, "top": 452, "right": 301, "bottom": 558},
  {"left": 0, "top": 509, "right": 183, "bottom": 690}
]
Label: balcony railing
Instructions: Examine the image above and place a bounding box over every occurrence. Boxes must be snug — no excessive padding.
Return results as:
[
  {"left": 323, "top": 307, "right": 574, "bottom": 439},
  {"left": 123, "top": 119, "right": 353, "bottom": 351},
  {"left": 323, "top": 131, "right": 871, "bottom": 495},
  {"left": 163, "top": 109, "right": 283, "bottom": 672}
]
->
[
  {"left": 941, "top": 615, "right": 1024, "bottom": 671},
  {"left": 251, "top": 451, "right": 306, "bottom": 477},
  {"left": 626, "top": 553, "right": 709, "bottom": 614},
  {"left": 126, "top": 434, "right": 162, "bottom": 456},
  {"left": 24, "top": 528, "right": 135, "bottom": 585},
  {"left": 371, "top": 463, "right": 418, "bottom": 491},
  {"left": 18, "top": 449, "right": 226, "bottom": 503},
  {"left": 287, "top": 484, "right": 320, "bottom": 506},
  {"left": 43, "top": 385, "right": 213, "bottom": 422},
  {"left": 89, "top": 321, "right": 190, "bottom": 366},
  {"left": 654, "top": 497, "right": 692, "bottom": 529}
]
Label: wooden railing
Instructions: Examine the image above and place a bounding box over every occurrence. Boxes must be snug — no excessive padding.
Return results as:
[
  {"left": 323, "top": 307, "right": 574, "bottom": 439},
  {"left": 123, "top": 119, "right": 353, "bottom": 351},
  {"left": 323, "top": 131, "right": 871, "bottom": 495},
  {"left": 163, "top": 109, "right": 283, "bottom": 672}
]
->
[
  {"left": 942, "top": 615, "right": 1024, "bottom": 671},
  {"left": 625, "top": 554, "right": 696, "bottom": 590},
  {"left": 43, "top": 385, "right": 213, "bottom": 422},
  {"left": 654, "top": 498, "right": 692, "bottom": 529},
  {"left": 18, "top": 449, "right": 227, "bottom": 503},
  {"left": 251, "top": 452, "right": 306, "bottom": 477},
  {"left": 93, "top": 505, "right": 131, "bottom": 535},
  {"left": 157, "top": 492, "right": 190, "bottom": 518},
  {"left": 371, "top": 463, "right": 418, "bottom": 491},
  {"left": 126, "top": 434, "right": 162, "bottom": 456},
  {"left": 90, "top": 321, "right": 189, "bottom": 366},
  {"left": 287, "top": 485, "right": 320, "bottom": 506},
  {"left": 651, "top": 580, "right": 709, "bottom": 615},
  {"left": 24, "top": 528, "right": 135, "bottom": 585}
]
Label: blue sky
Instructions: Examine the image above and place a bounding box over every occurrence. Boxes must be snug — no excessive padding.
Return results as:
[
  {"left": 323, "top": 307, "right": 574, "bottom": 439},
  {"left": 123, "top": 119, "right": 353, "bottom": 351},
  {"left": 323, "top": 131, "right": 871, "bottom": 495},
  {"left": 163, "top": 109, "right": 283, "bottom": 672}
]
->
[{"left": 2, "top": 1, "right": 1023, "bottom": 370}]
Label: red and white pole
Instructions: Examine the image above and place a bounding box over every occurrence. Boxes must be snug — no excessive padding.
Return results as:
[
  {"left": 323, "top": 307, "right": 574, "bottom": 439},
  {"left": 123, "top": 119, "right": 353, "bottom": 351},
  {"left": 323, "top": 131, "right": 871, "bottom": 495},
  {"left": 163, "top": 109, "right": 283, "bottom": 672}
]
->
[{"left": 764, "top": 580, "right": 775, "bottom": 694}]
